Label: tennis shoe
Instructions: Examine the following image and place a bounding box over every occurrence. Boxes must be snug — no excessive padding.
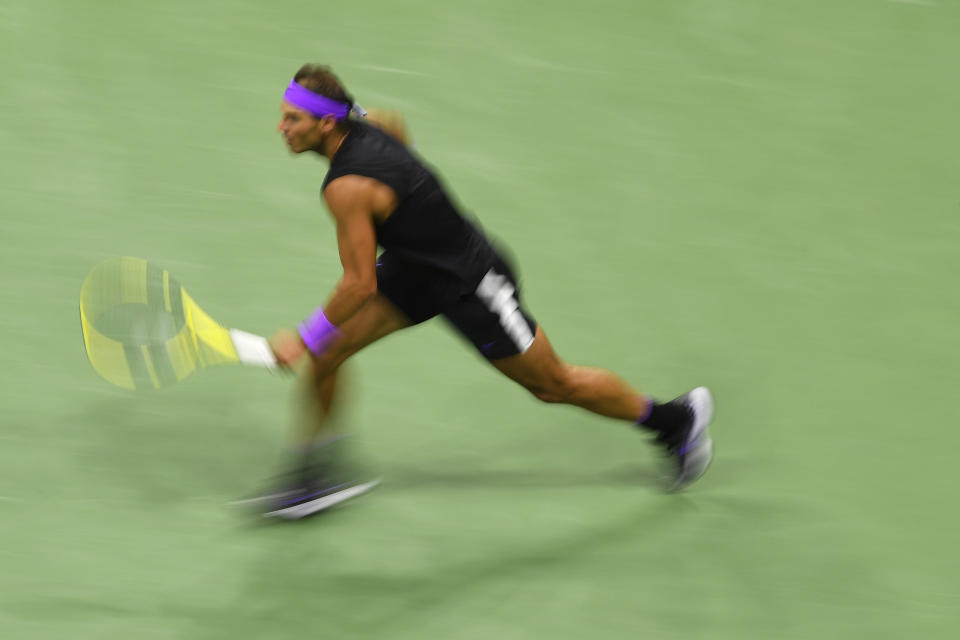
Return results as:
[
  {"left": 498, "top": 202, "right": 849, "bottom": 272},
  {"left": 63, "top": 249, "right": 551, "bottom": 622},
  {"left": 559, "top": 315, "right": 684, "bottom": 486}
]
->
[
  {"left": 234, "top": 437, "right": 379, "bottom": 520},
  {"left": 657, "top": 386, "right": 714, "bottom": 491},
  {"left": 260, "top": 474, "right": 380, "bottom": 520}
]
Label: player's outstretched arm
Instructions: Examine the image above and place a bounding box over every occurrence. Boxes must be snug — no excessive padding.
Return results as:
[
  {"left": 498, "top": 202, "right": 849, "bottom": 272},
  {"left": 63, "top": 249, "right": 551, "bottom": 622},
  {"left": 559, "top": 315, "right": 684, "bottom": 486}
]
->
[
  {"left": 269, "top": 177, "right": 379, "bottom": 369},
  {"left": 322, "top": 177, "right": 379, "bottom": 324}
]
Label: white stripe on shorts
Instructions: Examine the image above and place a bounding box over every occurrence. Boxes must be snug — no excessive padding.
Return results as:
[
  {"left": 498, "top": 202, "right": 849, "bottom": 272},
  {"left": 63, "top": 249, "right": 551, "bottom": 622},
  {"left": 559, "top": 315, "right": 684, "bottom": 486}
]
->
[{"left": 475, "top": 268, "right": 535, "bottom": 353}]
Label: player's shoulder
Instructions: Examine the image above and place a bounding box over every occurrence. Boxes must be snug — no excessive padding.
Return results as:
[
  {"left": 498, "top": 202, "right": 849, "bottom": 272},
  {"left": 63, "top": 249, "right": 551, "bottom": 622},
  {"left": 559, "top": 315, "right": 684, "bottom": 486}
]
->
[
  {"left": 323, "top": 173, "right": 400, "bottom": 218},
  {"left": 323, "top": 174, "right": 377, "bottom": 203}
]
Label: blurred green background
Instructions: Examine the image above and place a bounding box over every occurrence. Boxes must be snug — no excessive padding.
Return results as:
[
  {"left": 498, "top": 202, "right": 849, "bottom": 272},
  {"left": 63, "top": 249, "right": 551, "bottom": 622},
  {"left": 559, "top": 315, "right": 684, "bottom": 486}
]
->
[{"left": 1, "top": 0, "right": 958, "bottom": 637}]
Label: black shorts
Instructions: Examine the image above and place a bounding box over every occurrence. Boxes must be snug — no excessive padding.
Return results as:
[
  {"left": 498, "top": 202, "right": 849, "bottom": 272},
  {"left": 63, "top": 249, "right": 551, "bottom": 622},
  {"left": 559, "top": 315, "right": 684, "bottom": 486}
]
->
[{"left": 376, "top": 252, "right": 538, "bottom": 360}]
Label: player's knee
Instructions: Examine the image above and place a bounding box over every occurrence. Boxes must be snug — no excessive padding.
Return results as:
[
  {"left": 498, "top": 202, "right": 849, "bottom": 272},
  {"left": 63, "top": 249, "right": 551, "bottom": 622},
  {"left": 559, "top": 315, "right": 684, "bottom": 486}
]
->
[
  {"left": 531, "top": 388, "right": 564, "bottom": 404},
  {"left": 526, "top": 366, "right": 576, "bottom": 404},
  {"left": 527, "top": 385, "right": 550, "bottom": 403}
]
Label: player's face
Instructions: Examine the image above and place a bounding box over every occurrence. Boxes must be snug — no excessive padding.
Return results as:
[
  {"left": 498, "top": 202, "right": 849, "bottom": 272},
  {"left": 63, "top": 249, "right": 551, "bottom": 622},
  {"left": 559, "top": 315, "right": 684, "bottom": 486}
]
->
[{"left": 277, "top": 103, "right": 334, "bottom": 153}]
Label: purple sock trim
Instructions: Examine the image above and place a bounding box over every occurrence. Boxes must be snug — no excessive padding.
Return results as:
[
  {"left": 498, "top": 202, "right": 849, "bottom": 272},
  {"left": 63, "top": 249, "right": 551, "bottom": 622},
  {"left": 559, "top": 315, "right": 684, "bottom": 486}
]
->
[
  {"left": 297, "top": 307, "right": 342, "bottom": 356},
  {"left": 635, "top": 396, "right": 653, "bottom": 425}
]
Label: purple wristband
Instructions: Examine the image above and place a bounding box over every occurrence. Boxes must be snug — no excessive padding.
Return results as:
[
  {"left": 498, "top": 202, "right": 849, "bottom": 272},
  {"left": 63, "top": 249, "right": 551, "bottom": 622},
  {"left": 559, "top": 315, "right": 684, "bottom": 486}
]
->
[{"left": 297, "top": 307, "right": 341, "bottom": 356}]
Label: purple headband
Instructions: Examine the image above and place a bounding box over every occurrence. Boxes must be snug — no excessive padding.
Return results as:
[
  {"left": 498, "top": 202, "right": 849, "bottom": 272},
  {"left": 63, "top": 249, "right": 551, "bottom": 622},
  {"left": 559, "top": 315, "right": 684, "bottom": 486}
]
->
[{"left": 283, "top": 79, "right": 351, "bottom": 120}]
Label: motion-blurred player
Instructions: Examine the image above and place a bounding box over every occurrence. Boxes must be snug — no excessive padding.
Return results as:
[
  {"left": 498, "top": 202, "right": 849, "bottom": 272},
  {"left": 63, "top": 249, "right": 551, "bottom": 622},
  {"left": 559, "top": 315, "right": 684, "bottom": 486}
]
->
[{"left": 257, "top": 64, "right": 714, "bottom": 518}]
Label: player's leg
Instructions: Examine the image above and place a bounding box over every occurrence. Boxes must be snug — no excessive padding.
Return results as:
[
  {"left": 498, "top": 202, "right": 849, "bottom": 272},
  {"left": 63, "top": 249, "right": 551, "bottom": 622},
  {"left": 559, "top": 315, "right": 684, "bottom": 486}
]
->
[
  {"left": 491, "top": 326, "right": 714, "bottom": 489},
  {"left": 246, "top": 294, "right": 410, "bottom": 518},
  {"left": 445, "top": 259, "right": 714, "bottom": 489},
  {"left": 293, "top": 252, "right": 441, "bottom": 444},
  {"left": 294, "top": 293, "right": 410, "bottom": 445},
  {"left": 444, "top": 261, "right": 651, "bottom": 423},
  {"left": 252, "top": 256, "right": 442, "bottom": 518},
  {"left": 490, "top": 325, "right": 649, "bottom": 421}
]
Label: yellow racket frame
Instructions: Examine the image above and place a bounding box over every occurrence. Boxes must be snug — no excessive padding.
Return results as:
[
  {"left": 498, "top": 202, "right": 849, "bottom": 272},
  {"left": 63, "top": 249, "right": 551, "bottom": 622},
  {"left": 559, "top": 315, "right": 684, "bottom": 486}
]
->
[{"left": 80, "top": 257, "right": 271, "bottom": 390}]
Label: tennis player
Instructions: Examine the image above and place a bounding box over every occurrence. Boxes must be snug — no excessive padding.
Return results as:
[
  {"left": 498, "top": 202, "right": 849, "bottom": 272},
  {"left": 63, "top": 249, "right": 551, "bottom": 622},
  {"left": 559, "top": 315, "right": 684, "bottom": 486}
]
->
[{"left": 257, "top": 64, "right": 714, "bottom": 519}]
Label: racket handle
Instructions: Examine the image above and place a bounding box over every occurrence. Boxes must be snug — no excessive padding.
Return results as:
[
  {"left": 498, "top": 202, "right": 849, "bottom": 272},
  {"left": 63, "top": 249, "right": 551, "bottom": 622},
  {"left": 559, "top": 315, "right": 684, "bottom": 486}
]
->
[{"left": 229, "top": 329, "right": 278, "bottom": 370}]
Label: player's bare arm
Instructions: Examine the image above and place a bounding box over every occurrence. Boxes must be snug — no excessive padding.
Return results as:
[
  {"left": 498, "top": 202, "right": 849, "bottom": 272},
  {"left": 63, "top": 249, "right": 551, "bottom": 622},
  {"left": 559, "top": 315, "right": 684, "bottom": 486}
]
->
[
  {"left": 269, "top": 176, "right": 387, "bottom": 369},
  {"left": 322, "top": 176, "right": 383, "bottom": 324}
]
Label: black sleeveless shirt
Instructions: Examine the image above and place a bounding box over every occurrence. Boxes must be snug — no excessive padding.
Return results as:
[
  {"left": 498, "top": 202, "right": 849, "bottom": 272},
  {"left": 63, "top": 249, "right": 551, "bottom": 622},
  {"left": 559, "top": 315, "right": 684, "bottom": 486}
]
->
[{"left": 321, "top": 120, "right": 496, "bottom": 293}]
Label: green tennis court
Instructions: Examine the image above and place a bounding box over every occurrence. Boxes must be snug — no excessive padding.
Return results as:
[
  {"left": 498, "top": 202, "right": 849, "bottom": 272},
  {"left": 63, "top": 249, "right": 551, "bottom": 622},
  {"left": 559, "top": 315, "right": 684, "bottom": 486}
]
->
[{"left": 1, "top": 0, "right": 957, "bottom": 637}]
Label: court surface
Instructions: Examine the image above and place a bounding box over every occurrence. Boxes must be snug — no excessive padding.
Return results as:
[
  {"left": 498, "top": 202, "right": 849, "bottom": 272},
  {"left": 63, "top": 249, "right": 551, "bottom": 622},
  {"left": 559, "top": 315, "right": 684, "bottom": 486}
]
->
[{"left": 1, "top": 1, "right": 958, "bottom": 637}]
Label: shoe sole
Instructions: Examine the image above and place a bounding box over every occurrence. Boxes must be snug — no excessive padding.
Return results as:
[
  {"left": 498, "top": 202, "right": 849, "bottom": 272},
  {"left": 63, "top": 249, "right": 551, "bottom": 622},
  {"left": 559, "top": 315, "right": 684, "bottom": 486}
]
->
[
  {"left": 669, "top": 386, "right": 715, "bottom": 491},
  {"left": 263, "top": 479, "right": 381, "bottom": 520},
  {"left": 230, "top": 489, "right": 303, "bottom": 507}
]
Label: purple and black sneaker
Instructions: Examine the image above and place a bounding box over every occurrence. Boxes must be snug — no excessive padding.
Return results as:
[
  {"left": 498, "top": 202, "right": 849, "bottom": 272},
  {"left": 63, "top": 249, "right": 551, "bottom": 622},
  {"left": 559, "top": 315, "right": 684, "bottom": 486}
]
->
[
  {"left": 260, "top": 475, "right": 381, "bottom": 520},
  {"left": 235, "top": 438, "right": 380, "bottom": 520},
  {"left": 655, "top": 387, "right": 715, "bottom": 491}
]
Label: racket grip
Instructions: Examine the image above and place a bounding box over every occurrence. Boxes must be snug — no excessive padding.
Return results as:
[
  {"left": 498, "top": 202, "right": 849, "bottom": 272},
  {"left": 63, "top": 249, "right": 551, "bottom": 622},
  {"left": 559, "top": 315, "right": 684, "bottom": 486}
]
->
[{"left": 229, "top": 329, "right": 278, "bottom": 370}]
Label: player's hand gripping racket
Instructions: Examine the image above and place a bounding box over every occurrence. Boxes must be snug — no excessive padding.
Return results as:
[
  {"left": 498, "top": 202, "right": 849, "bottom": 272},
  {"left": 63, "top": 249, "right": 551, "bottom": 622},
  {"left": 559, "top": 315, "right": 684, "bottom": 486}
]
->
[{"left": 80, "top": 257, "right": 277, "bottom": 390}]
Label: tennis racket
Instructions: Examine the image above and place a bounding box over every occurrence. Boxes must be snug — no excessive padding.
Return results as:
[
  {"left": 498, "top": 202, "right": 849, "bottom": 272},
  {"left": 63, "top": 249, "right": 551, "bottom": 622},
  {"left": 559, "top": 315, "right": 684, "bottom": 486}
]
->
[{"left": 80, "top": 257, "right": 277, "bottom": 390}]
